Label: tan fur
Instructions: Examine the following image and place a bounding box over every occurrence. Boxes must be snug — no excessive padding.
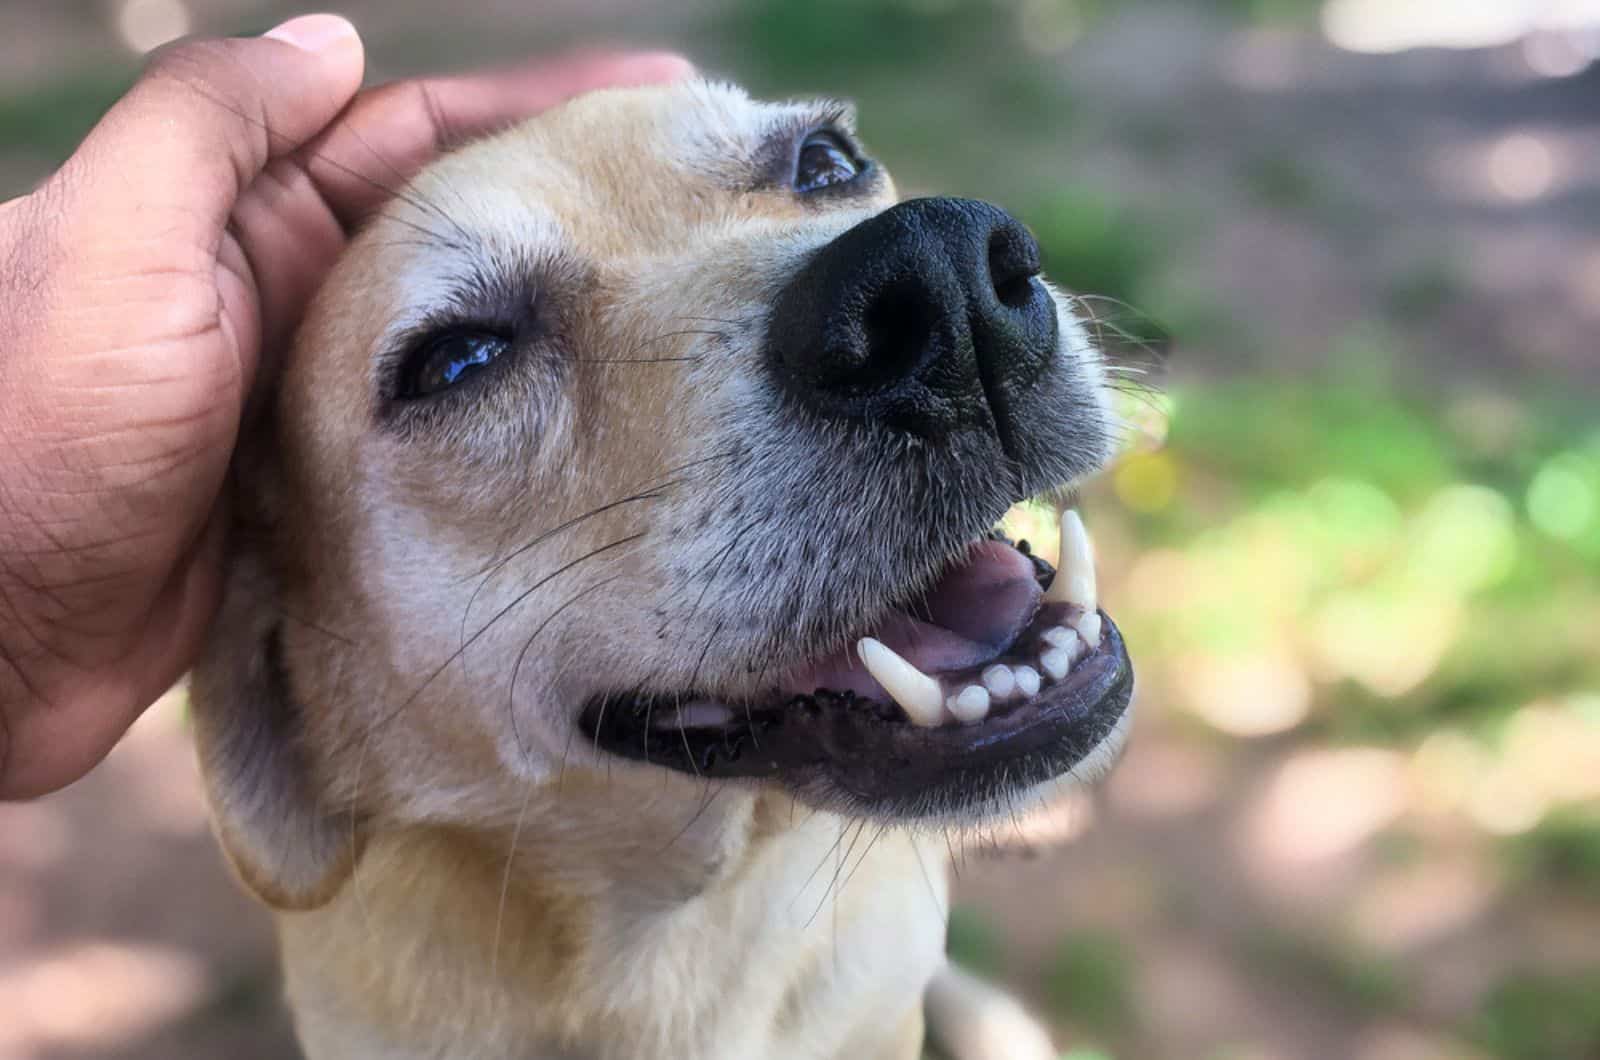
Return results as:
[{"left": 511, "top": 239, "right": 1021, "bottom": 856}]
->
[{"left": 191, "top": 80, "right": 1112, "bottom": 1059}]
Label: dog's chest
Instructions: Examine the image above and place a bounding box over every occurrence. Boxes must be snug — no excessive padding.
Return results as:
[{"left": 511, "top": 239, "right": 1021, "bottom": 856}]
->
[{"left": 278, "top": 821, "right": 946, "bottom": 1060}]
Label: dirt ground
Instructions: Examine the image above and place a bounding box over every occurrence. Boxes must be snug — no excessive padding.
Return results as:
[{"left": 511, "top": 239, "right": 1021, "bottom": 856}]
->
[{"left": 2, "top": 2, "right": 1596, "bottom": 1058}]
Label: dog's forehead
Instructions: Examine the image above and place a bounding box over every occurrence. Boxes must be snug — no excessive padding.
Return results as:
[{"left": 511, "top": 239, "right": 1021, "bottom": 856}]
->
[{"left": 391, "top": 79, "right": 858, "bottom": 259}]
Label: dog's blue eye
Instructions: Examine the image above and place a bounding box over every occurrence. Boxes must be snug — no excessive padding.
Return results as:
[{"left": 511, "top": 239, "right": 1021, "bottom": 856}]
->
[
  {"left": 794, "top": 131, "right": 861, "bottom": 193},
  {"left": 401, "top": 330, "right": 509, "bottom": 398}
]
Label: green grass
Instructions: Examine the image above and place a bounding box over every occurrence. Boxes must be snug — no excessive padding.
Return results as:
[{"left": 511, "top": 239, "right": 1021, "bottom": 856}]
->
[
  {"left": 946, "top": 904, "right": 1006, "bottom": 978},
  {"left": 1505, "top": 808, "right": 1600, "bottom": 890},
  {"left": 1474, "top": 967, "right": 1600, "bottom": 1060},
  {"left": 1240, "top": 929, "right": 1408, "bottom": 1016},
  {"left": 0, "top": 66, "right": 135, "bottom": 168},
  {"left": 1044, "top": 931, "right": 1137, "bottom": 1034}
]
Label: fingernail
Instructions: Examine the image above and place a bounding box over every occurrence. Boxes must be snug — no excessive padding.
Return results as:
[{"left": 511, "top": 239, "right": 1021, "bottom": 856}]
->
[{"left": 264, "top": 13, "right": 359, "bottom": 53}]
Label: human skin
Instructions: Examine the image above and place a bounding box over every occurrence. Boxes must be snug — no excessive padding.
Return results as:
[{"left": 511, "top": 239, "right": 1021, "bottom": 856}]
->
[{"left": 0, "top": 13, "right": 691, "bottom": 798}]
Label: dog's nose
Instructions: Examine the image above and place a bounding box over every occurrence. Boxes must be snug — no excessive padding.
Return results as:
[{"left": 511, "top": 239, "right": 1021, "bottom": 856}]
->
[{"left": 765, "top": 197, "right": 1058, "bottom": 438}]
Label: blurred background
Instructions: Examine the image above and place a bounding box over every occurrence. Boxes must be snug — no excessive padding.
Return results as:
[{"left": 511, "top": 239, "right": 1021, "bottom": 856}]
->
[{"left": 2, "top": 1, "right": 1597, "bottom": 1057}]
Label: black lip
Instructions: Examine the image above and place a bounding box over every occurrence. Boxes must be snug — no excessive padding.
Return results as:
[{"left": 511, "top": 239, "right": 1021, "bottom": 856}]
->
[{"left": 579, "top": 612, "right": 1133, "bottom": 819}]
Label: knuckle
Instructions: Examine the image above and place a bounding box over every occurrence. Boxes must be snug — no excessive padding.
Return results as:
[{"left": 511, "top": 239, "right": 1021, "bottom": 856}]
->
[
  {"left": 143, "top": 36, "right": 235, "bottom": 85},
  {"left": 0, "top": 191, "right": 57, "bottom": 340}
]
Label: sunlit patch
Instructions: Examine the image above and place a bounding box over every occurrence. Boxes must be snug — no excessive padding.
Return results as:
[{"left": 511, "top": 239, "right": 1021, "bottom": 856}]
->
[
  {"left": 115, "top": 0, "right": 190, "bottom": 54},
  {"left": 1521, "top": 30, "right": 1600, "bottom": 78},
  {"left": 1241, "top": 747, "right": 1407, "bottom": 869},
  {"left": 1405, "top": 485, "right": 1516, "bottom": 593},
  {"left": 1308, "top": 589, "right": 1459, "bottom": 697},
  {"left": 1177, "top": 647, "right": 1311, "bottom": 736},
  {"left": 1485, "top": 132, "right": 1556, "bottom": 202},
  {"left": 1465, "top": 760, "right": 1548, "bottom": 835},
  {"left": 0, "top": 942, "right": 206, "bottom": 1053},
  {"left": 1409, "top": 698, "right": 1600, "bottom": 837},
  {"left": 1320, "top": 0, "right": 1600, "bottom": 54},
  {"left": 1410, "top": 728, "right": 1486, "bottom": 819},
  {"left": 1348, "top": 856, "right": 1499, "bottom": 954}
]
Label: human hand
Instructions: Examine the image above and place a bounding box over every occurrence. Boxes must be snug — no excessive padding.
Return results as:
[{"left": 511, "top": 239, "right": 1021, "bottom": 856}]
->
[{"left": 0, "top": 14, "right": 691, "bottom": 798}]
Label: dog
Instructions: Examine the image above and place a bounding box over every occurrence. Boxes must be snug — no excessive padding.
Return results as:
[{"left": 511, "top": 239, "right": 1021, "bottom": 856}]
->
[{"left": 189, "top": 78, "right": 1134, "bottom": 1059}]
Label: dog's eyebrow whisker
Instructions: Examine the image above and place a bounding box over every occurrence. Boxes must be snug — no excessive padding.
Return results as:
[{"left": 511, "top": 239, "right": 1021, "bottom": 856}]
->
[
  {"left": 314, "top": 117, "right": 478, "bottom": 250},
  {"left": 571, "top": 326, "right": 726, "bottom": 367}
]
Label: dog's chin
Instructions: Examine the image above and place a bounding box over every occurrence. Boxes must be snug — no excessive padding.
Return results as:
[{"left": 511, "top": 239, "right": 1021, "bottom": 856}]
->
[{"left": 578, "top": 515, "right": 1134, "bottom": 822}]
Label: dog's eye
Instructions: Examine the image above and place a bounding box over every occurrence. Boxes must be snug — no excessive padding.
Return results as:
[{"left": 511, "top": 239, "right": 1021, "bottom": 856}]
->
[
  {"left": 794, "top": 131, "right": 861, "bottom": 193},
  {"left": 399, "top": 329, "right": 509, "bottom": 399}
]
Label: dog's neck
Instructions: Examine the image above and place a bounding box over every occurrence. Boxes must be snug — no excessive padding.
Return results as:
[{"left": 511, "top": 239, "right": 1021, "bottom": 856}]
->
[{"left": 276, "top": 782, "right": 946, "bottom": 1060}]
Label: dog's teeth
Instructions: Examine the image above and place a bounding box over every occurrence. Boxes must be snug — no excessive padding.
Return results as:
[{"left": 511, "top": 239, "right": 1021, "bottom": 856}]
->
[
  {"left": 1074, "top": 611, "right": 1103, "bottom": 650},
  {"left": 1013, "top": 665, "right": 1042, "bottom": 698},
  {"left": 981, "top": 664, "right": 1016, "bottom": 700},
  {"left": 1041, "top": 625, "right": 1080, "bottom": 655},
  {"left": 857, "top": 638, "right": 944, "bottom": 727},
  {"left": 946, "top": 685, "right": 991, "bottom": 724},
  {"left": 1040, "top": 647, "right": 1071, "bottom": 681},
  {"left": 1046, "top": 509, "right": 1096, "bottom": 611}
]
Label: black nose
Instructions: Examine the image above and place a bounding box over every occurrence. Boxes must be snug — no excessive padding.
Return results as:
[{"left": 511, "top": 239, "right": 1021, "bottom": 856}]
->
[{"left": 765, "top": 197, "right": 1058, "bottom": 439}]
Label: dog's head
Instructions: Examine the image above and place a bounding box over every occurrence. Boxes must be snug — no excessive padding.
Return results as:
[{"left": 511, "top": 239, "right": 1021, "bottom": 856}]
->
[{"left": 191, "top": 80, "right": 1132, "bottom": 910}]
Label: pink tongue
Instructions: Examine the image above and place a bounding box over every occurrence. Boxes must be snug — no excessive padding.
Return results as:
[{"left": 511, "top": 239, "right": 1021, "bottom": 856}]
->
[{"left": 779, "top": 540, "right": 1042, "bottom": 698}]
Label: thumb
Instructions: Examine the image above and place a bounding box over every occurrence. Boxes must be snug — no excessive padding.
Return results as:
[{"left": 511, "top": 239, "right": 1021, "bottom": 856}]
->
[{"left": 57, "top": 15, "right": 364, "bottom": 257}]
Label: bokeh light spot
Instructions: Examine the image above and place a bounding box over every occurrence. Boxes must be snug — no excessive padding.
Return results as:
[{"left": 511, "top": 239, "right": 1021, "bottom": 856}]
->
[
  {"left": 1405, "top": 484, "right": 1516, "bottom": 593},
  {"left": 1114, "top": 451, "right": 1179, "bottom": 513},
  {"left": 1486, "top": 133, "right": 1555, "bottom": 202},
  {"left": 1527, "top": 455, "right": 1598, "bottom": 540},
  {"left": 116, "top": 0, "right": 191, "bottom": 54}
]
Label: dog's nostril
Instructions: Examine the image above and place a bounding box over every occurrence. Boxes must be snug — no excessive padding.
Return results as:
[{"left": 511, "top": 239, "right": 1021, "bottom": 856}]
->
[
  {"left": 851, "top": 278, "right": 937, "bottom": 392},
  {"left": 988, "top": 226, "right": 1041, "bottom": 310}
]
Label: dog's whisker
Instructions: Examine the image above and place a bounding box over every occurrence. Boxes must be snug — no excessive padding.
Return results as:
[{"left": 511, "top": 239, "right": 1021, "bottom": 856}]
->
[
  {"left": 508, "top": 574, "right": 626, "bottom": 761},
  {"left": 490, "top": 774, "right": 538, "bottom": 981},
  {"left": 335, "top": 531, "right": 647, "bottom": 772}
]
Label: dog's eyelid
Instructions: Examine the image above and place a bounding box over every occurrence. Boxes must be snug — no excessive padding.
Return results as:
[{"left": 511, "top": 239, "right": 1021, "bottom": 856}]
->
[{"left": 817, "top": 101, "right": 858, "bottom": 134}]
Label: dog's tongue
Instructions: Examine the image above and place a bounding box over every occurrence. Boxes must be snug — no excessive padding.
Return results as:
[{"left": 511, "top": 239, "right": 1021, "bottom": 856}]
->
[{"left": 780, "top": 540, "right": 1042, "bottom": 697}]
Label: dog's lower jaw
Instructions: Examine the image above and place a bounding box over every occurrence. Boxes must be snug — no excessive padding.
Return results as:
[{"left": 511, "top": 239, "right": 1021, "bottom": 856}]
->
[{"left": 274, "top": 795, "right": 947, "bottom": 1060}]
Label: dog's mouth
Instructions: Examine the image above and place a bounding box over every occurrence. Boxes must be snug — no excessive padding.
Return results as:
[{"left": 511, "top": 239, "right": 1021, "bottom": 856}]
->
[{"left": 579, "top": 511, "right": 1133, "bottom": 818}]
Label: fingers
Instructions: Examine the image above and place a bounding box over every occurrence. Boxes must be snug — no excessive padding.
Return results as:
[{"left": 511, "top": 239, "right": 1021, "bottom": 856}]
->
[
  {"left": 54, "top": 14, "right": 365, "bottom": 264},
  {"left": 299, "top": 50, "right": 695, "bottom": 226}
]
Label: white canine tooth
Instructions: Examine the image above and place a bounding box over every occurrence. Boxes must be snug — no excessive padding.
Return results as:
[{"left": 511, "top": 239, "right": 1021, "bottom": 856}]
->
[
  {"left": 1047, "top": 509, "right": 1097, "bottom": 612},
  {"left": 1040, "top": 647, "right": 1071, "bottom": 681},
  {"left": 857, "top": 638, "right": 944, "bottom": 727},
  {"left": 947, "top": 685, "right": 991, "bottom": 724},
  {"left": 1041, "top": 625, "right": 1080, "bottom": 656},
  {"left": 1013, "top": 665, "right": 1042, "bottom": 697},
  {"left": 1075, "top": 611, "right": 1103, "bottom": 650},
  {"left": 981, "top": 664, "right": 1016, "bottom": 700}
]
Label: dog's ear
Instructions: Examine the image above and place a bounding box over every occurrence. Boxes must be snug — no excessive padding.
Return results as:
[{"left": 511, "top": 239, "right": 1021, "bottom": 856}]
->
[{"left": 189, "top": 549, "right": 364, "bottom": 911}]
